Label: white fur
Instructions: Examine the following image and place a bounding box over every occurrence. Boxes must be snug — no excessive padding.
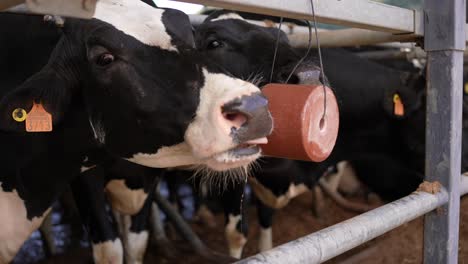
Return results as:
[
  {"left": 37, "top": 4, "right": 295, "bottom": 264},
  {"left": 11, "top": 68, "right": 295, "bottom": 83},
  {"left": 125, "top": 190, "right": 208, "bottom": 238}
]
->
[
  {"left": 80, "top": 165, "right": 96, "bottom": 173},
  {"left": 125, "top": 231, "right": 149, "bottom": 264},
  {"left": 92, "top": 238, "right": 124, "bottom": 264},
  {"left": 127, "top": 142, "right": 202, "bottom": 168},
  {"left": 258, "top": 227, "right": 273, "bottom": 252},
  {"left": 105, "top": 180, "right": 148, "bottom": 215},
  {"left": 93, "top": 0, "right": 177, "bottom": 51},
  {"left": 225, "top": 214, "right": 247, "bottom": 259},
  {"left": 211, "top": 13, "right": 245, "bottom": 22},
  {"left": 0, "top": 184, "right": 51, "bottom": 263},
  {"left": 115, "top": 214, "right": 149, "bottom": 264}
]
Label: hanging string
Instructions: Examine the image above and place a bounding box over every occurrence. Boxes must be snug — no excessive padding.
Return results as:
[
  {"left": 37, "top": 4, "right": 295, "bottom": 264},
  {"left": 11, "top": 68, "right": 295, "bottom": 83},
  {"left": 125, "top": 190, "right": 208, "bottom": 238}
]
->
[
  {"left": 284, "top": 20, "right": 312, "bottom": 84},
  {"left": 309, "top": 0, "right": 328, "bottom": 122},
  {"left": 269, "top": 17, "right": 284, "bottom": 83},
  {"left": 270, "top": 0, "right": 328, "bottom": 122}
]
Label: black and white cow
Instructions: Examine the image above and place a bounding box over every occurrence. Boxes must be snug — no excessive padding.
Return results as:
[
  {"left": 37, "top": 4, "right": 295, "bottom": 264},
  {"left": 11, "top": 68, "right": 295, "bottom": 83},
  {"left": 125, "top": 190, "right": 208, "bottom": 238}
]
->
[
  {"left": 193, "top": 11, "right": 428, "bottom": 257},
  {"left": 0, "top": 2, "right": 273, "bottom": 262},
  {"left": 72, "top": 157, "right": 161, "bottom": 264}
]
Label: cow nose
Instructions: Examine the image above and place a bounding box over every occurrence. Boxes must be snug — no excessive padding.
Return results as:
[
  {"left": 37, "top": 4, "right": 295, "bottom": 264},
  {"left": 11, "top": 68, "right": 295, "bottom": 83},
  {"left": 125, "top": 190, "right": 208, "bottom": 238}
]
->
[
  {"left": 277, "top": 68, "right": 322, "bottom": 85},
  {"left": 221, "top": 93, "right": 273, "bottom": 143}
]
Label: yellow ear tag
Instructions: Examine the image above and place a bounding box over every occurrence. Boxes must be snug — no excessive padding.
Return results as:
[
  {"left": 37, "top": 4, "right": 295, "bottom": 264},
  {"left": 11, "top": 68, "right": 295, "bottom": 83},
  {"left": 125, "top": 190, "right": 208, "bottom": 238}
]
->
[
  {"left": 25, "top": 103, "right": 53, "bottom": 132},
  {"left": 464, "top": 83, "right": 468, "bottom": 94},
  {"left": 393, "top": 94, "right": 404, "bottom": 117},
  {"left": 12, "top": 108, "right": 27, "bottom": 122}
]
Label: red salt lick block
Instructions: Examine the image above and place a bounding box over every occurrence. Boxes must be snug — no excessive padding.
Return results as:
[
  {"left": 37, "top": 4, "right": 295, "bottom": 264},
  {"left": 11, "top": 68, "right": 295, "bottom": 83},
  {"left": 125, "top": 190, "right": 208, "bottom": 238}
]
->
[{"left": 261, "top": 83, "right": 339, "bottom": 162}]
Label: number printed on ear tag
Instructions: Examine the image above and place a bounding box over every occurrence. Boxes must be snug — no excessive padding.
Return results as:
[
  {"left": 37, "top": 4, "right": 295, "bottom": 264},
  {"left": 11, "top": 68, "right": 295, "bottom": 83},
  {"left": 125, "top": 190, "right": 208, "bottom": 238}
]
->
[{"left": 25, "top": 103, "right": 53, "bottom": 132}]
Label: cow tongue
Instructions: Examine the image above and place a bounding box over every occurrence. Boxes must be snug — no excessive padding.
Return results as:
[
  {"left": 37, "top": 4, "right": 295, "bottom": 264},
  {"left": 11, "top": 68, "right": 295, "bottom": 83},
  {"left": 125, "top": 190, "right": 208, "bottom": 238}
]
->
[{"left": 245, "top": 137, "right": 268, "bottom": 145}]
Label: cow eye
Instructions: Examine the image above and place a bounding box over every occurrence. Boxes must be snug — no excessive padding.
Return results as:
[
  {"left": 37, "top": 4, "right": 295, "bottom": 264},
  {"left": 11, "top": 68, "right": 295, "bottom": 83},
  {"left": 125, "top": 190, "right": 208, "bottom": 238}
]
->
[
  {"left": 96, "top": 53, "right": 114, "bottom": 66},
  {"left": 207, "top": 40, "right": 223, "bottom": 49}
]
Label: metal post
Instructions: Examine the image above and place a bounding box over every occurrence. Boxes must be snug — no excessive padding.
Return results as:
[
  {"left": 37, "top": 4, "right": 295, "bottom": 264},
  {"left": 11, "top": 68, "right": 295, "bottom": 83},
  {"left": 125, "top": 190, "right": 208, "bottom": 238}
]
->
[{"left": 424, "top": 0, "right": 465, "bottom": 263}]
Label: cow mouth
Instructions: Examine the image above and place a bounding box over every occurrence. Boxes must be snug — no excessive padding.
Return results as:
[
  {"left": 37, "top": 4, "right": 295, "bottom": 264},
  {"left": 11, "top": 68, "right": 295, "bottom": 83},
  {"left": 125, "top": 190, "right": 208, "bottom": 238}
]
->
[{"left": 206, "top": 138, "right": 267, "bottom": 171}]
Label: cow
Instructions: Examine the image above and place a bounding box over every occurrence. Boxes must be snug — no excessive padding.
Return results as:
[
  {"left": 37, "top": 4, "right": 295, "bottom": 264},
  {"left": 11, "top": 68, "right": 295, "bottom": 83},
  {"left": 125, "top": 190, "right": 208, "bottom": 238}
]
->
[
  {"left": 192, "top": 11, "right": 428, "bottom": 258},
  {"left": 0, "top": 2, "right": 273, "bottom": 262}
]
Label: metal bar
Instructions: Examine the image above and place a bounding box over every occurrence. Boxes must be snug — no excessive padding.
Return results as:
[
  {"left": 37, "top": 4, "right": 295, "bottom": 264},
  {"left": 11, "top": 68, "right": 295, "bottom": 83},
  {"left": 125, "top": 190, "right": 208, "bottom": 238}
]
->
[
  {"left": 179, "top": 0, "right": 418, "bottom": 34},
  {"left": 237, "top": 177, "right": 468, "bottom": 264},
  {"left": 423, "top": 0, "right": 465, "bottom": 263},
  {"left": 287, "top": 28, "right": 419, "bottom": 48}
]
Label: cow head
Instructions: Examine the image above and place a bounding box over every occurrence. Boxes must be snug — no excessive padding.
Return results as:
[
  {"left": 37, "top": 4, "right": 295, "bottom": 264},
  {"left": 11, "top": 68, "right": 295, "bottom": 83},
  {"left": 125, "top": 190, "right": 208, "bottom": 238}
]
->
[
  {"left": 195, "top": 11, "right": 323, "bottom": 87},
  {"left": 0, "top": 0, "right": 272, "bottom": 172}
]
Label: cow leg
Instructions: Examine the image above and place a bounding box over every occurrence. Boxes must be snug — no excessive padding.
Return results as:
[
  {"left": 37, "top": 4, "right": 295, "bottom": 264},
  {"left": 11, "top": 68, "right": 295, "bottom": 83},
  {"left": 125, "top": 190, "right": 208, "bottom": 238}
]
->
[
  {"left": 256, "top": 199, "right": 275, "bottom": 252},
  {"left": 318, "top": 178, "right": 376, "bottom": 213},
  {"left": 120, "top": 193, "right": 152, "bottom": 264},
  {"left": 71, "top": 168, "right": 123, "bottom": 264},
  {"left": 311, "top": 185, "right": 326, "bottom": 218},
  {"left": 222, "top": 183, "right": 248, "bottom": 259}
]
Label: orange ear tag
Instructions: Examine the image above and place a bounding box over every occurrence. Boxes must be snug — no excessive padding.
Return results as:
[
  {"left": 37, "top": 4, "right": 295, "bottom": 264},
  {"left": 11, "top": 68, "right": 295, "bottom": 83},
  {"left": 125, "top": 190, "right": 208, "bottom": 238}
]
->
[
  {"left": 25, "top": 103, "right": 53, "bottom": 132},
  {"left": 393, "top": 94, "right": 404, "bottom": 117},
  {"left": 464, "top": 83, "right": 468, "bottom": 94}
]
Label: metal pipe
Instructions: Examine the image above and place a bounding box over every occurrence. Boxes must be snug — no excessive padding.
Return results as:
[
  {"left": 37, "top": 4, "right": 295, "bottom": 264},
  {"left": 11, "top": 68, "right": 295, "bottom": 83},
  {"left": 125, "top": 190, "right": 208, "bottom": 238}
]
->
[
  {"left": 179, "top": 0, "right": 418, "bottom": 34},
  {"left": 288, "top": 28, "right": 419, "bottom": 48},
  {"left": 236, "top": 176, "right": 468, "bottom": 264}
]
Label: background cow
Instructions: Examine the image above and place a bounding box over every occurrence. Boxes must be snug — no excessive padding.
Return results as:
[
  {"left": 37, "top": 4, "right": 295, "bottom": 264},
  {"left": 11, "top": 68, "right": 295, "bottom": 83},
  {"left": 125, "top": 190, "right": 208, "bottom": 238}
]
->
[{"left": 189, "top": 11, "right": 429, "bottom": 258}]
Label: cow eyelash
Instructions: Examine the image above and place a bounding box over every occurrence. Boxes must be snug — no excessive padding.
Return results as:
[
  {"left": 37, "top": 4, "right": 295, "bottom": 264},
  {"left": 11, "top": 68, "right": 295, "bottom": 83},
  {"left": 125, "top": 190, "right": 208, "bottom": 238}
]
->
[{"left": 95, "top": 53, "right": 115, "bottom": 67}]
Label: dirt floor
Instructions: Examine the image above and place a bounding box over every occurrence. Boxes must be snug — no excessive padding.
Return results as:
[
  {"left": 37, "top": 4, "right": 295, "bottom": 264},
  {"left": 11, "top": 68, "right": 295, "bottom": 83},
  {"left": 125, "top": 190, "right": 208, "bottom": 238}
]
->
[
  {"left": 38, "top": 192, "right": 468, "bottom": 264},
  {"left": 188, "top": 192, "right": 468, "bottom": 264}
]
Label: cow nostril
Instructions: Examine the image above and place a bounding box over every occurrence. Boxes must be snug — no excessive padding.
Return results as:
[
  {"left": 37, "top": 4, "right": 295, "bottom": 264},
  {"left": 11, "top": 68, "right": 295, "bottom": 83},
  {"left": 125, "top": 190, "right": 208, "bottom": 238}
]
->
[
  {"left": 286, "top": 74, "right": 300, "bottom": 84},
  {"left": 223, "top": 111, "right": 248, "bottom": 129}
]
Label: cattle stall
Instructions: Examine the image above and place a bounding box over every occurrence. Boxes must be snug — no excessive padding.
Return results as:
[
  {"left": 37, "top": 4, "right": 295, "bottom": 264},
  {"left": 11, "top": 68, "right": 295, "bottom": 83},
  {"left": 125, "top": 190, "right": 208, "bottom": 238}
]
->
[
  {"left": 172, "top": 0, "right": 467, "bottom": 263},
  {"left": 1, "top": 0, "right": 465, "bottom": 263}
]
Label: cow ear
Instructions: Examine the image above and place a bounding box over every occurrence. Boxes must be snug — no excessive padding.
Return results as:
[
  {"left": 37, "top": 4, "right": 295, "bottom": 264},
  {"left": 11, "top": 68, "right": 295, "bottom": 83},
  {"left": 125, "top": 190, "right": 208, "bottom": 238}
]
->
[
  {"left": 161, "top": 9, "right": 195, "bottom": 49},
  {"left": 0, "top": 69, "right": 73, "bottom": 132}
]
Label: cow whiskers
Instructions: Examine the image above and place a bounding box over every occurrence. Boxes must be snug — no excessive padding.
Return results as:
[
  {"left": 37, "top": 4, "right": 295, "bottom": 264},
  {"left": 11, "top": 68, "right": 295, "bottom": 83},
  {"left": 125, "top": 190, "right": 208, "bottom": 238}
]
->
[
  {"left": 191, "top": 165, "right": 250, "bottom": 195},
  {"left": 245, "top": 73, "right": 265, "bottom": 87}
]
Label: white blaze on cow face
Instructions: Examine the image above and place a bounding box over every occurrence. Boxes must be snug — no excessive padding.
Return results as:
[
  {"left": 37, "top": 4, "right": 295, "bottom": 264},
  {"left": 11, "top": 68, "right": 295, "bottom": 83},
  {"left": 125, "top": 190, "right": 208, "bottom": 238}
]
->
[
  {"left": 93, "top": 0, "right": 177, "bottom": 51},
  {"left": 185, "top": 69, "right": 263, "bottom": 170},
  {"left": 105, "top": 179, "right": 148, "bottom": 215},
  {"left": 0, "top": 185, "right": 51, "bottom": 263},
  {"left": 92, "top": 238, "right": 124, "bottom": 264}
]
